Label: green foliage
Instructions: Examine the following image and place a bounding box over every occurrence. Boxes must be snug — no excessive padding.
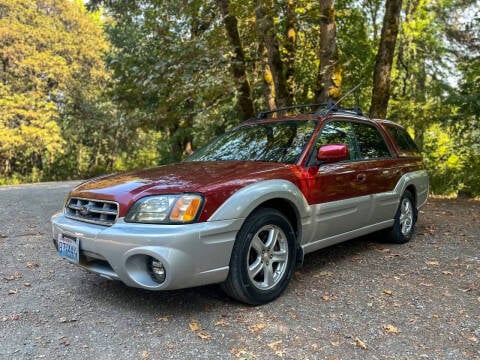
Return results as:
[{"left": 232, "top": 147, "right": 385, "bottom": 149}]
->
[
  {"left": 0, "top": 0, "right": 119, "bottom": 182},
  {"left": 1, "top": 0, "right": 478, "bottom": 198}
]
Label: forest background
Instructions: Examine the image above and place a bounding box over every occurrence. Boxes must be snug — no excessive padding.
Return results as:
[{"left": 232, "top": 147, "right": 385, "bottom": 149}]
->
[{"left": 0, "top": 0, "right": 479, "bottom": 197}]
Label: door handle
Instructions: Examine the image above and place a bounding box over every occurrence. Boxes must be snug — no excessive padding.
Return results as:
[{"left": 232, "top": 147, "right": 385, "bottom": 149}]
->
[{"left": 356, "top": 173, "right": 367, "bottom": 182}]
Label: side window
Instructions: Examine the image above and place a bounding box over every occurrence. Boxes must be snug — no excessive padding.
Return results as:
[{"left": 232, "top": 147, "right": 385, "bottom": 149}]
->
[
  {"left": 385, "top": 125, "right": 419, "bottom": 154},
  {"left": 351, "top": 122, "right": 391, "bottom": 159},
  {"left": 316, "top": 121, "right": 359, "bottom": 160}
]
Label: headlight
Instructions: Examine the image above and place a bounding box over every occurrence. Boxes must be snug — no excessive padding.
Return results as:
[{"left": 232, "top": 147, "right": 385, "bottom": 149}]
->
[{"left": 125, "top": 194, "right": 203, "bottom": 224}]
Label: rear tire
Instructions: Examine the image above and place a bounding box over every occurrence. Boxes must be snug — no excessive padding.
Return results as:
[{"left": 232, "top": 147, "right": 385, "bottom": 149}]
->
[
  {"left": 387, "top": 191, "right": 417, "bottom": 244},
  {"left": 222, "top": 208, "right": 296, "bottom": 305}
]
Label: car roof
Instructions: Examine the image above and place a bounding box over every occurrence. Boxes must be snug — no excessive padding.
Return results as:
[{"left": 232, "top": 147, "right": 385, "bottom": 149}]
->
[{"left": 241, "top": 104, "right": 402, "bottom": 128}]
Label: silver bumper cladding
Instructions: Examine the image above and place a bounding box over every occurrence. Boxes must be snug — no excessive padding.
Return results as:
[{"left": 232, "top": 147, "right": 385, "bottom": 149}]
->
[{"left": 51, "top": 213, "right": 242, "bottom": 290}]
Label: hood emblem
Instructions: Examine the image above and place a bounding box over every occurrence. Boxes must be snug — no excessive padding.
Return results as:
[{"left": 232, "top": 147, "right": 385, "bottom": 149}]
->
[{"left": 79, "top": 205, "right": 90, "bottom": 216}]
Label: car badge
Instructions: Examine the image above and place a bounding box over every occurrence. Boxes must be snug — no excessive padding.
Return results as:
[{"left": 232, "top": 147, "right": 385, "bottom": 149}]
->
[{"left": 79, "top": 205, "right": 90, "bottom": 216}]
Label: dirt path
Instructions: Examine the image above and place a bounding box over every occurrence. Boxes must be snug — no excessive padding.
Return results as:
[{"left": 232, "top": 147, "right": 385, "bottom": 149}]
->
[{"left": 1, "top": 182, "right": 479, "bottom": 359}]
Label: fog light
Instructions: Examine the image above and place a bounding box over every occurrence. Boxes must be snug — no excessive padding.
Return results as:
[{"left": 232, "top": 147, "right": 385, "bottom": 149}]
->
[{"left": 148, "top": 258, "right": 166, "bottom": 284}]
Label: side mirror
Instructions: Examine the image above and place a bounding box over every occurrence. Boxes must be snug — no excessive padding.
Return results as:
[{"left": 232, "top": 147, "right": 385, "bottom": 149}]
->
[{"left": 317, "top": 144, "right": 349, "bottom": 163}]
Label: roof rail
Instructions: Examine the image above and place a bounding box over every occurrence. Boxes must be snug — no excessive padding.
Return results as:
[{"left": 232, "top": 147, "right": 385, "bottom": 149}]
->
[
  {"left": 251, "top": 102, "right": 365, "bottom": 121},
  {"left": 256, "top": 103, "right": 329, "bottom": 119},
  {"left": 315, "top": 105, "right": 364, "bottom": 116}
]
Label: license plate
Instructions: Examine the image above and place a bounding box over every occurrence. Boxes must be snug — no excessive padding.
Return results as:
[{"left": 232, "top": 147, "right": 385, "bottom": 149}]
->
[{"left": 58, "top": 234, "right": 80, "bottom": 263}]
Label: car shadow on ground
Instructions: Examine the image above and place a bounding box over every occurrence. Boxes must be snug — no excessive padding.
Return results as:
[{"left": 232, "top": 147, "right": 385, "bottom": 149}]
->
[{"left": 75, "top": 231, "right": 389, "bottom": 313}]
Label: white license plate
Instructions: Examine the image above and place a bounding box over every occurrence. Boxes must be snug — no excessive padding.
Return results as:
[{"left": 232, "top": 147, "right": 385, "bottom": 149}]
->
[{"left": 58, "top": 234, "right": 80, "bottom": 263}]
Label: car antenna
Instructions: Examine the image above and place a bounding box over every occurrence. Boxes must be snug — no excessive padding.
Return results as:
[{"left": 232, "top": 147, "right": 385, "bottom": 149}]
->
[{"left": 318, "top": 81, "right": 364, "bottom": 116}]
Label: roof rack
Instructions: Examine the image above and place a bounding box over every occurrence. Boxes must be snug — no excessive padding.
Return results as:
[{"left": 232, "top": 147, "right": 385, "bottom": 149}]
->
[
  {"left": 252, "top": 102, "right": 364, "bottom": 121},
  {"left": 314, "top": 104, "right": 364, "bottom": 116},
  {"left": 256, "top": 103, "right": 329, "bottom": 119}
]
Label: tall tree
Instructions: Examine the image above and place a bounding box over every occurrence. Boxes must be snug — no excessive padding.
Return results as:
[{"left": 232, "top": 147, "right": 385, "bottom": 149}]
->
[
  {"left": 284, "top": 0, "right": 297, "bottom": 101},
  {"left": 255, "top": 0, "right": 292, "bottom": 108},
  {"left": 217, "top": 0, "right": 255, "bottom": 120},
  {"left": 316, "top": 0, "right": 342, "bottom": 103},
  {"left": 0, "top": 0, "right": 113, "bottom": 181},
  {"left": 369, "top": 0, "right": 403, "bottom": 118}
]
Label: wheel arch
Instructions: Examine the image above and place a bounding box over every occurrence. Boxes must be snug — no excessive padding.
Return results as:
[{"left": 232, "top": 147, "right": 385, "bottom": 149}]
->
[
  {"left": 207, "top": 179, "right": 309, "bottom": 265},
  {"left": 252, "top": 198, "right": 305, "bottom": 266},
  {"left": 405, "top": 184, "right": 417, "bottom": 206},
  {"left": 208, "top": 179, "right": 310, "bottom": 223},
  {"left": 253, "top": 198, "right": 301, "bottom": 242}
]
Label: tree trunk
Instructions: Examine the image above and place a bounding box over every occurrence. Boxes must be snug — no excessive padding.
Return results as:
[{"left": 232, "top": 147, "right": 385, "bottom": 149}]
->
[
  {"left": 369, "top": 0, "right": 403, "bottom": 119},
  {"left": 255, "top": 0, "right": 292, "bottom": 108},
  {"left": 316, "top": 0, "right": 341, "bottom": 104},
  {"left": 284, "top": 0, "right": 296, "bottom": 101},
  {"left": 257, "top": 41, "right": 276, "bottom": 110},
  {"left": 216, "top": 0, "right": 255, "bottom": 120}
]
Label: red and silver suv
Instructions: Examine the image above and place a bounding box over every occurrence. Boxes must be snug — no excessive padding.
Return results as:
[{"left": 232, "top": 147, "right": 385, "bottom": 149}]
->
[{"left": 51, "top": 104, "right": 429, "bottom": 304}]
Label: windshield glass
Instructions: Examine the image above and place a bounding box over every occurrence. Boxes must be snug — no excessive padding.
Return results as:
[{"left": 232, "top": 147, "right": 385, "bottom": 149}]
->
[{"left": 187, "top": 120, "right": 317, "bottom": 164}]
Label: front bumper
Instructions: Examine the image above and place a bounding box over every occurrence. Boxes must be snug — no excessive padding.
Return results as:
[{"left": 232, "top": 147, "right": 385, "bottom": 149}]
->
[{"left": 51, "top": 213, "right": 242, "bottom": 290}]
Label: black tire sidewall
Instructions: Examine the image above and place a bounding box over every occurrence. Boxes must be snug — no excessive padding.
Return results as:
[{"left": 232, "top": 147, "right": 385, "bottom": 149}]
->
[
  {"left": 391, "top": 191, "right": 417, "bottom": 244},
  {"left": 228, "top": 208, "right": 296, "bottom": 304}
]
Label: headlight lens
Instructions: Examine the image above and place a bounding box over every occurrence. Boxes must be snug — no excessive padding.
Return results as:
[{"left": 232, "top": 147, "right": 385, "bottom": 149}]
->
[{"left": 125, "top": 194, "right": 203, "bottom": 224}]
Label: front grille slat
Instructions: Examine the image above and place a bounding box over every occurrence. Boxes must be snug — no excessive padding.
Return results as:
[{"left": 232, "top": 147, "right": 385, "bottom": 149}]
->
[{"left": 65, "top": 197, "right": 119, "bottom": 226}]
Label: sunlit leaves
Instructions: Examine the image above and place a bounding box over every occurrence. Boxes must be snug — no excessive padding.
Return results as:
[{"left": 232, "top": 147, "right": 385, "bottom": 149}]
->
[{"left": 0, "top": 0, "right": 113, "bottom": 182}]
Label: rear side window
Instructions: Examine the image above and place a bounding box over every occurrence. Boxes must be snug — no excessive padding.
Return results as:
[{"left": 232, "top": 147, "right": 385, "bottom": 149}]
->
[
  {"left": 351, "top": 122, "right": 391, "bottom": 159},
  {"left": 385, "top": 125, "right": 419, "bottom": 153}
]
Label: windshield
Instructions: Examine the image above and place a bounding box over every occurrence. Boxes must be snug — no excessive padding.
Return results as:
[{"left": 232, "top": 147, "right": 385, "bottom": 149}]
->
[{"left": 187, "top": 120, "right": 317, "bottom": 164}]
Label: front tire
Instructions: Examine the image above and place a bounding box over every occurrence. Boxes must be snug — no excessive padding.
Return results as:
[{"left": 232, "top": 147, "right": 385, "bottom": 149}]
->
[
  {"left": 387, "top": 190, "right": 417, "bottom": 244},
  {"left": 222, "top": 208, "right": 296, "bottom": 305}
]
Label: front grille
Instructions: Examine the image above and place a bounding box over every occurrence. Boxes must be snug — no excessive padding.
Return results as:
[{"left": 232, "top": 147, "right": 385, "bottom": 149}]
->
[{"left": 65, "top": 197, "right": 119, "bottom": 226}]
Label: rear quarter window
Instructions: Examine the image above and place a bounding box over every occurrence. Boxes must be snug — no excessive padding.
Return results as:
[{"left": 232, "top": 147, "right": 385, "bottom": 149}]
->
[
  {"left": 351, "top": 122, "right": 392, "bottom": 159},
  {"left": 385, "top": 125, "right": 420, "bottom": 156}
]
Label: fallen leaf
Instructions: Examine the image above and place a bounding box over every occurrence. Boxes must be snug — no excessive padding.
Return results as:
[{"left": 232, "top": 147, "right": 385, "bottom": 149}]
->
[
  {"left": 214, "top": 320, "right": 231, "bottom": 327},
  {"left": 3, "top": 273, "right": 22, "bottom": 281},
  {"left": 268, "top": 340, "right": 282, "bottom": 349},
  {"left": 314, "top": 271, "right": 333, "bottom": 277},
  {"left": 197, "top": 331, "right": 212, "bottom": 340},
  {"left": 230, "top": 348, "right": 252, "bottom": 358},
  {"left": 189, "top": 320, "right": 200, "bottom": 331},
  {"left": 382, "top": 324, "right": 399, "bottom": 334},
  {"left": 373, "top": 246, "right": 390, "bottom": 253},
  {"left": 355, "top": 338, "right": 367, "bottom": 349},
  {"left": 432, "top": 313, "right": 439, "bottom": 318},
  {"left": 383, "top": 289, "right": 393, "bottom": 296},
  {"left": 250, "top": 323, "right": 265, "bottom": 333},
  {"left": 26, "top": 262, "right": 39, "bottom": 269},
  {"left": 419, "top": 283, "right": 434, "bottom": 287}
]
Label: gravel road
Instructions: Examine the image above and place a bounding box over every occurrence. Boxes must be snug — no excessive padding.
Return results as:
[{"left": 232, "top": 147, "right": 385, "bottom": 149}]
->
[{"left": 0, "top": 182, "right": 479, "bottom": 359}]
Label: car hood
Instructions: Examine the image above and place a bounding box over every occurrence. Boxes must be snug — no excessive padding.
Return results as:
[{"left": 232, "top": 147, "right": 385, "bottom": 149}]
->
[{"left": 69, "top": 161, "right": 298, "bottom": 218}]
